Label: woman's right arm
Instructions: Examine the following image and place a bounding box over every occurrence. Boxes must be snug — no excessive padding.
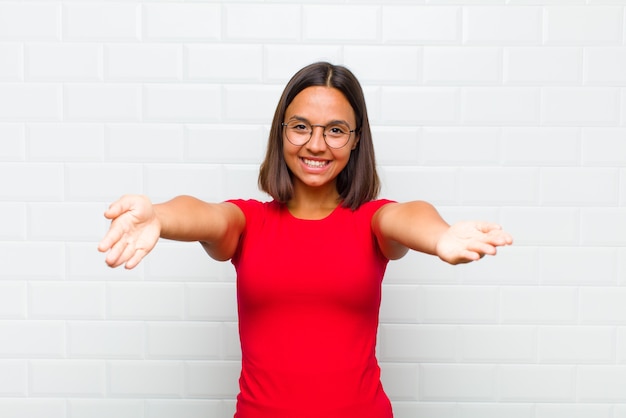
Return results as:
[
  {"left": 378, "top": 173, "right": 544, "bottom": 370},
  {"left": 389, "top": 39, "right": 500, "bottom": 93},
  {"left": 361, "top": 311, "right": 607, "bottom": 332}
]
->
[{"left": 97, "top": 195, "right": 245, "bottom": 269}]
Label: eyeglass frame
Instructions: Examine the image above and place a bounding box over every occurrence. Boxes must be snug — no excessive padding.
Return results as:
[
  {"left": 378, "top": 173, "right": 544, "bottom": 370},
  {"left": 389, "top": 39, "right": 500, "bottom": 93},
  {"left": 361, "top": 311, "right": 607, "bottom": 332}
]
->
[{"left": 281, "top": 121, "right": 357, "bottom": 149}]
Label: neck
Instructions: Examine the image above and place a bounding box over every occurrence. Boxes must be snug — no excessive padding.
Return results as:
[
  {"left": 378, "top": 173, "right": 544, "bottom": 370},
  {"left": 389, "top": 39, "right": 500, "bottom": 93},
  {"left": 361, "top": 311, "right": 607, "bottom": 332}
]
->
[{"left": 287, "top": 182, "right": 341, "bottom": 220}]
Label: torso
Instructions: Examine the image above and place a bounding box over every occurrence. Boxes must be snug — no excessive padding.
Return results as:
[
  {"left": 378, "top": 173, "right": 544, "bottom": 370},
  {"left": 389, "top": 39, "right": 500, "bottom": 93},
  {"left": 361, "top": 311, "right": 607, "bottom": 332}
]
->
[{"left": 228, "top": 199, "right": 395, "bottom": 418}]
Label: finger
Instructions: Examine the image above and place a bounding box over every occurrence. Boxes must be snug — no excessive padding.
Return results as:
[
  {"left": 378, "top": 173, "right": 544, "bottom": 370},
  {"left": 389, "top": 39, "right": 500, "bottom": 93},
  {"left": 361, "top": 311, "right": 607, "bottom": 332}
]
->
[
  {"left": 125, "top": 248, "right": 148, "bottom": 270},
  {"left": 476, "top": 222, "right": 502, "bottom": 233},
  {"left": 449, "top": 249, "right": 482, "bottom": 264},
  {"left": 104, "top": 236, "right": 130, "bottom": 268},
  {"left": 467, "top": 241, "right": 498, "bottom": 257},
  {"left": 116, "top": 239, "right": 140, "bottom": 269},
  {"left": 98, "top": 227, "right": 123, "bottom": 253},
  {"left": 485, "top": 230, "right": 514, "bottom": 246},
  {"left": 103, "top": 195, "right": 135, "bottom": 220}
]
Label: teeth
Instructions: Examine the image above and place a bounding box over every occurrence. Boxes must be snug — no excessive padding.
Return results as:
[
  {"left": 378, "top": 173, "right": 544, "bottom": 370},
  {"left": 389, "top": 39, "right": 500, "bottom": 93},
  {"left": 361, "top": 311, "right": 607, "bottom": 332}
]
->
[{"left": 303, "top": 158, "right": 327, "bottom": 168}]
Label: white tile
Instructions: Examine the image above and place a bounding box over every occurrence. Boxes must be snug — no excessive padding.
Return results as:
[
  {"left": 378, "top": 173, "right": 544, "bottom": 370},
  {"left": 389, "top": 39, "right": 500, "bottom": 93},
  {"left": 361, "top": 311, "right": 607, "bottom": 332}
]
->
[
  {"left": 29, "top": 203, "right": 105, "bottom": 241},
  {"left": 0, "top": 163, "right": 63, "bottom": 201},
  {"left": 0, "top": 124, "right": 24, "bottom": 160},
  {"left": 68, "top": 321, "right": 144, "bottom": 359},
  {"left": 545, "top": 6, "right": 624, "bottom": 44},
  {"left": 145, "top": 400, "right": 222, "bottom": 418},
  {"left": 0, "top": 399, "right": 65, "bottom": 418},
  {"left": 0, "top": 2, "right": 59, "bottom": 41},
  {"left": 225, "top": 4, "right": 299, "bottom": 41},
  {"left": 143, "top": 85, "right": 221, "bottom": 123},
  {"left": 538, "top": 326, "right": 615, "bottom": 363},
  {"left": 28, "top": 124, "right": 104, "bottom": 161},
  {"left": 500, "top": 207, "right": 579, "bottom": 246},
  {"left": 146, "top": 323, "right": 221, "bottom": 359},
  {"left": 540, "top": 167, "right": 619, "bottom": 206},
  {"left": 459, "top": 325, "right": 536, "bottom": 363},
  {"left": 0, "top": 43, "right": 23, "bottom": 80},
  {"left": 459, "top": 168, "right": 539, "bottom": 205},
  {"left": 109, "top": 361, "right": 184, "bottom": 397},
  {"left": 417, "top": 286, "right": 499, "bottom": 324},
  {"left": 424, "top": 47, "right": 501, "bottom": 85},
  {"left": 0, "top": 84, "right": 61, "bottom": 121},
  {"left": 577, "top": 366, "right": 626, "bottom": 401},
  {"left": 106, "top": 44, "right": 182, "bottom": 81},
  {"left": 581, "top": 208, "right": 626, "bottom": 246},
  {"left": 303, "top": 5, "right": 379, "bottom": 41},
  {"left": 580, "top": 287, "right": 626, "bottom": 323},
  {"left": 0, "top": 360, "right": 27, "bottom": 396},
  {"left": 29, "top": 282, "right": 105, "bottom": 319},
  {"left": 382, "top": 6, "right": 460, "bottom": 43},
  {"left": 381, "top": 87, "right": 459, "bottom": 124},
  {"left": 144, "top": 3, "right": 220, "bottom": 41},
  {"left": 419, "top": 364, "right": 496, "bottom": 401},
  {"left": 66, "top": 163, "right": 142, "bottom": 201},
  {"left": 585, "top": 47, "right": 626, "bottom": 85},
  {"left": 498, "top": 365, "right": 576, "bottom": 401},
  {"left": 108, "top": 283, "right": 184, "bottom": 320},
  {"left": 345, "top": 46, "right": 421, "bottom": 84},
  {"left": 106, "top": 124, "right": 184, "bottom": 162},
  {"left": 504, "top": 47, "right": 582, "bottom": 84},
  {"left": 65, "top": 84, "right": 140, "bottom": 122},
  {"left": 0, "top": 282, "right": 26, "bottom": 319},
  {"left": 541, "top": 87, "right": 621, "bottom": 125},
  {"left": 0, "top": 321, "right": 65, "bottom": 357},
  {"left": 500, "top": 287, "right": 578, "bottom": 324},
  {"left": 186, "top": 45, "right": 262, "bottom": 82},
  {"left": 26, "top": 43, "right": 102, "bottom": 81},
  {"left": 185, "top": 361, "right": 240, "bottom": 398},
  {"left": 462, "top": 87, "right": 540, "bottom": 125},
  {"left": 30, "top": 360, "right": 106, "bottom": 396},
  {"left": 463, "top": 6, "right": 542, "bottom": 44},
  {"left": 64, "top": 3, "right": 139, "bottom": 41},
  {"left": 378, "top": 324, "right": 457, "bottom": 362},
  {"left": 0, "top": 203, "right": 26, "bottom": 240},
  {"left": 582, "top": 128, "right": 626, "bottom": 165},
  {"left": 69, "top": 399, "right": 144, "bottom": 418}
]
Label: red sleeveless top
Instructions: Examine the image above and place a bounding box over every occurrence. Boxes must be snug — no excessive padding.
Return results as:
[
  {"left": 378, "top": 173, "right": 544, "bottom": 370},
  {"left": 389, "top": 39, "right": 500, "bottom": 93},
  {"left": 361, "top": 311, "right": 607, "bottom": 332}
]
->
[{"left": 228, "top": 199, "right": 394, "bottom": 418}]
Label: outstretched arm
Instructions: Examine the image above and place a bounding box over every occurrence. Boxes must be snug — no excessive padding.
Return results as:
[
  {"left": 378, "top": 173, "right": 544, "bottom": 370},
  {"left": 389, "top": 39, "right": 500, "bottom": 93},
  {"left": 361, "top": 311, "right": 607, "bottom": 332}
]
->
[
  {"left": 98, "top": 195, "right": 245, "bottom": 269},
  {"left": 372, "top": 201, "right": 513, "bottom": 264}
]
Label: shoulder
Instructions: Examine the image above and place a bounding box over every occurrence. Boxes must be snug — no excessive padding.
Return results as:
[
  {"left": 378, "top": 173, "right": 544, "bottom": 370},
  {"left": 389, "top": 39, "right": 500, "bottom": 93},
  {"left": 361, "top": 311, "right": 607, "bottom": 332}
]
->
[
  {"left": 226, "top": 199, "right": 276, "bottom": 211},
  {"left": 356, "top": 198, "right": 397, "bottom": 219},
  {"left": 225, "top": 199, "right": 281, "bottom": 224},
  {"left": 369, "top": 200, "right": 409, "bottom": 260}
]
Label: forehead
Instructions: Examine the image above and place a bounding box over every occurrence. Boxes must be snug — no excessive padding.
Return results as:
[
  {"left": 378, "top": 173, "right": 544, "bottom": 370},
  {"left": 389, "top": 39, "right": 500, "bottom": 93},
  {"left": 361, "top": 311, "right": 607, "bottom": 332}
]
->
[{"left": 285, "top": 86, "right": 355, "bottom": 121}]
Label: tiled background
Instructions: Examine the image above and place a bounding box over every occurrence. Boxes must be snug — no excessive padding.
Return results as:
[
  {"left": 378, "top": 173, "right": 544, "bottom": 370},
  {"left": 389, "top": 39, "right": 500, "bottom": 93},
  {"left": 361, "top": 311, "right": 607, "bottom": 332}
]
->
[{"left": 1, "top": 1, "right": 626, "bottom": 417}]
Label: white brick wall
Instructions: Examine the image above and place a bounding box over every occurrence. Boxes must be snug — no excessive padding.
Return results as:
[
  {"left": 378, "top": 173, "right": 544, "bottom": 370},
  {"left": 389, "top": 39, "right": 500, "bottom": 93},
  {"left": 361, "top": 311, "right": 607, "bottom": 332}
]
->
[{"left": 1, "top": 1, "right": 625, "bottom": 417}]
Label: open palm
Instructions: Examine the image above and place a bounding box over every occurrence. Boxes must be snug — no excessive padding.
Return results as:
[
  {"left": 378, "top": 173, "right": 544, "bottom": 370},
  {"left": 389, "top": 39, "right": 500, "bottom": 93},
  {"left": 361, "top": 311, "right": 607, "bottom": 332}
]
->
[
  {"left": 436, "top": 221, "right": 513, "bottom": 265},
  {"left": 98, "top": 195, "right": 161, "bottom": 269}
]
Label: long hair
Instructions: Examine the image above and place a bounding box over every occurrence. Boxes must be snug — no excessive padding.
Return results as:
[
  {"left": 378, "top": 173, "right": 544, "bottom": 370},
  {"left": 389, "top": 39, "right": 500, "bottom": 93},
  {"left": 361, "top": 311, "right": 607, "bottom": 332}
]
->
[{"left": 258, "top": 62, "right": 380, "bottom": 210}]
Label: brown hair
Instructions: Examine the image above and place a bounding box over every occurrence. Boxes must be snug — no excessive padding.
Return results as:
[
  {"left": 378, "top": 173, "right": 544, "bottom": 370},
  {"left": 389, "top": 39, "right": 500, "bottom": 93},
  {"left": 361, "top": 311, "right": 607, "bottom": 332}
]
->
[{"left": 258, "top": 62, "right": 380, "bottom": 210}]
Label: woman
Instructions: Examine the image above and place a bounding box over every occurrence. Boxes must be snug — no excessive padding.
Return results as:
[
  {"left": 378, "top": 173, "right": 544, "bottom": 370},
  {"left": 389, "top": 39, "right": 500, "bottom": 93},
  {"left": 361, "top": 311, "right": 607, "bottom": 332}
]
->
[{"left": 98, "top": 62, "right": 512, "bottom": 418}]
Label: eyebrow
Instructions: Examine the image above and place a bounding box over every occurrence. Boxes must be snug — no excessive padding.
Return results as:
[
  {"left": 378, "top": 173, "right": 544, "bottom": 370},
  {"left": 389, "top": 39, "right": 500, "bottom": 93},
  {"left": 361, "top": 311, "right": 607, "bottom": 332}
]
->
[{"left": 287, "top": 115, "right": 351, "bottom": 126}]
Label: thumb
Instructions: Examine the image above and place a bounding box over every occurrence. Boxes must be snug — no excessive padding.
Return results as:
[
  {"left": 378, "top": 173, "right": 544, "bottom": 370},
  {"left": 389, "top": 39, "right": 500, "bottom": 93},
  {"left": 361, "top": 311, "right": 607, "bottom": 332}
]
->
[{"left": 103, "top": 195, "right": 138, "bottom": 220}]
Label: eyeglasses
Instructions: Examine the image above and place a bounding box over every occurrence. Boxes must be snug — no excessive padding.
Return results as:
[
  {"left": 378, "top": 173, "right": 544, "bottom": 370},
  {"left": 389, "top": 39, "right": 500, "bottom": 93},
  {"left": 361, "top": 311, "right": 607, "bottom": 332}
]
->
[{"left": 282, "top": 120, "right": 356, "bottom": 149}]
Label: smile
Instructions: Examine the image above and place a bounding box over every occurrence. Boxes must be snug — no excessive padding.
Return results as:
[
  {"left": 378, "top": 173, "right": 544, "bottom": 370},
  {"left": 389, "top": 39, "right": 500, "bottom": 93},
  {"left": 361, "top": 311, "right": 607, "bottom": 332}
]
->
[{"left": 301, "top": 158, "right": 329, "bottom": 168}]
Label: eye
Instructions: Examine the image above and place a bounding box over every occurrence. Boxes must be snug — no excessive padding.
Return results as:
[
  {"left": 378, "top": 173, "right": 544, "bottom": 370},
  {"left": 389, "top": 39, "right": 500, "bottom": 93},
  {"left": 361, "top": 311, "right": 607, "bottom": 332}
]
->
[
  {"left": 328, "top": 125, "right": 348, "bottom": 135},
  {"left": 289, "top": 123, "right": 309, "bottom": 131}
]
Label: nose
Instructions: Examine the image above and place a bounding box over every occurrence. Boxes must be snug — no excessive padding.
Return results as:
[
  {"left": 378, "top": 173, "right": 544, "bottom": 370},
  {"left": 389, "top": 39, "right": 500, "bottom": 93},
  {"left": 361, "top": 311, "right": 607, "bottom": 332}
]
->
[{"left": 305, "top": 125, "right": 327, "bottom": 151}]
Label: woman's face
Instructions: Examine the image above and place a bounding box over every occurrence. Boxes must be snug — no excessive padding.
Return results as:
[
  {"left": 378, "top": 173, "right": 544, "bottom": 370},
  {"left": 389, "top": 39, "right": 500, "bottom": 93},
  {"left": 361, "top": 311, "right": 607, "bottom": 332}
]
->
[{"left": 282, "top": 86, "right": 359, "bottom": 195}]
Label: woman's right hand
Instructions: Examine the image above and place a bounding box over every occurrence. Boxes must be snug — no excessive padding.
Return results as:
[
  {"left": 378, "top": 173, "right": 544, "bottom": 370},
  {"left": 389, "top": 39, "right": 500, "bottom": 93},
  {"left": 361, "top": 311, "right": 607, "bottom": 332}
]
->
[{"left": 98, "top": 194, "right": 161, "bottom": 269}]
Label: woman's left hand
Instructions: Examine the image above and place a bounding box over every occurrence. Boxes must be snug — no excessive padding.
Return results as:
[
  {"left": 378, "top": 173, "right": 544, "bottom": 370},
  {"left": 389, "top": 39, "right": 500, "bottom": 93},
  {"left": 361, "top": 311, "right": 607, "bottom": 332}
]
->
[{"left": 436, "top": 221, "right": 513, "bottom": 265}]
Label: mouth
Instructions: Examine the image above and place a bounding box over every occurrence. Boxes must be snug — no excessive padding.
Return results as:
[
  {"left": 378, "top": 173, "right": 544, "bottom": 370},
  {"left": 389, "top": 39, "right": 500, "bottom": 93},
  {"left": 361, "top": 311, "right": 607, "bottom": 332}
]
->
[{"left": 301, "top": 157, "right": 330, "bottom": 168}]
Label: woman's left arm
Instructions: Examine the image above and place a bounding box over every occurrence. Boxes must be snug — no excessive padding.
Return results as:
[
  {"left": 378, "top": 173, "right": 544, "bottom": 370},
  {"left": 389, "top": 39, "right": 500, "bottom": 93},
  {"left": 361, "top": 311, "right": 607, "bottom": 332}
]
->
[{"left": 371, "top": 201, "right": 513, "bottom": 264}]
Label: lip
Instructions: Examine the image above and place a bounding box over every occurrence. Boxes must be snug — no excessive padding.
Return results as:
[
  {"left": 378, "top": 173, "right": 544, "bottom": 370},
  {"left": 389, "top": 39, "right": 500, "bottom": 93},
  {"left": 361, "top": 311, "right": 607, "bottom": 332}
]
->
[{"left": 299, "top": 156, "right": 331, "bottom": 171}]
